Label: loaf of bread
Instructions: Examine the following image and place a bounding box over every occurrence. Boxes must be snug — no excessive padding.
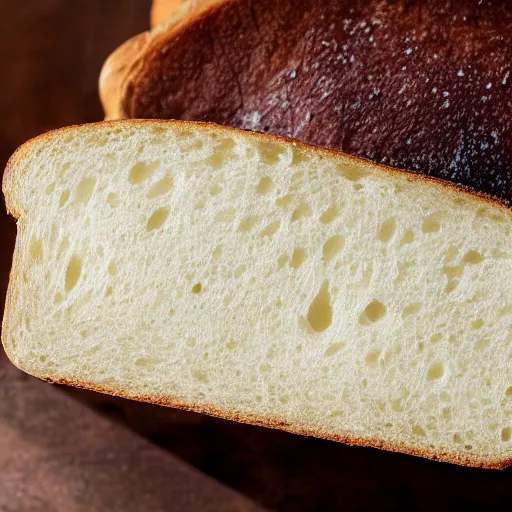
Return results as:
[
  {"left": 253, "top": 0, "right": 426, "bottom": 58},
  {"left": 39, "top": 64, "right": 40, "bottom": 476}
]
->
[
  {"left": 3, "top": 120, "right": 512, "bottom": 468},
  {"left": 100, "top": 0, "right": 512, "bottom": 202}
]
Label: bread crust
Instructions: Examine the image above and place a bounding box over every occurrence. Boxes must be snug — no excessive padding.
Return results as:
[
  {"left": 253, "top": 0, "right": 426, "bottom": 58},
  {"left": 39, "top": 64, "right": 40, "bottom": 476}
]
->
[
  {"left": 99, "top": 0, "right": 512, "bottom": 202},
  {"left": 3, "top": 119, "right": 512, "bottom": 470},
  {"left": 99, "top": 32, "right": 152, "bottom": 120},
  {"left": 150, "top": 0, "right": 198, "bottom": 28},
  {"left": 151, "top": 0, "right": 183, "bottom": 27},
  {"left": 99, "top": 0, "right": 222, "bottom": 120},
  {"left": 41, "top": 375, "right": 511, "bottom": 470}
]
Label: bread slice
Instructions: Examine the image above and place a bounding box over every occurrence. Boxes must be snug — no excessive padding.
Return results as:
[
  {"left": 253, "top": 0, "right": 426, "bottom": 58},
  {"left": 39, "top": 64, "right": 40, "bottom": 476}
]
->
[
  {"left": 3, "top": 120, "right": 512, "bottom": 468},
  {"left": 99, "top": 0, "right": 512, "bottom": 202}
]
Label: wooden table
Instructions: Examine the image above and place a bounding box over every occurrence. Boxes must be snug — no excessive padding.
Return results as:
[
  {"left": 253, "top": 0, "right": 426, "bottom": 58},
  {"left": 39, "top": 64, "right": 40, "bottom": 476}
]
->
[{"left": 0, "top": 2, "right": 511, "bottom": 510}]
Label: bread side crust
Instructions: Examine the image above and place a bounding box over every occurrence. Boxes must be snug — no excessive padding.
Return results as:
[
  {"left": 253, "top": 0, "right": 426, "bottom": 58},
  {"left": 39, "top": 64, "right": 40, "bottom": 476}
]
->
[
  {"left": 151, "top": 0, "right": 184, "bottom": 27},
  {"left": 99, "top": 0, "right": 230, "bottom": 119},
  {"left": 99, "top": 32, "right": 153, "bottom": 120},
  {"left": 150, "top": 0, "right": 200, "bottom": 28},
  {"left": 3, "top": 119, "right": 512, "bottom": 469}
]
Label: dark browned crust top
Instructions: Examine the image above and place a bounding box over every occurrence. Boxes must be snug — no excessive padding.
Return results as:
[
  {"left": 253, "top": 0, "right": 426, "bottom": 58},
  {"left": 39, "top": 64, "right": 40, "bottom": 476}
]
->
[{"left": 118, "top": 0, "right": 512, "bottom": 202}]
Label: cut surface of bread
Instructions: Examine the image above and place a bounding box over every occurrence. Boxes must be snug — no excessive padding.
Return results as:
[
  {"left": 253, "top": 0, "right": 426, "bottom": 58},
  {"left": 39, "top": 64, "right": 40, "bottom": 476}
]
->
[
  {"left": 100, "top": 0, "right": 512, "bottom": 202},
  {"left": 3, "top": 120, "right": 512, "bottom": 468}
]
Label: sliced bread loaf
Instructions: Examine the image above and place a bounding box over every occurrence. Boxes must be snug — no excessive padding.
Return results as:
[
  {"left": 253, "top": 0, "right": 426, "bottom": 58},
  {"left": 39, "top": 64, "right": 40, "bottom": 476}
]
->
[{"left": 3, "top": 120, "right": 512, "bottom": 468}]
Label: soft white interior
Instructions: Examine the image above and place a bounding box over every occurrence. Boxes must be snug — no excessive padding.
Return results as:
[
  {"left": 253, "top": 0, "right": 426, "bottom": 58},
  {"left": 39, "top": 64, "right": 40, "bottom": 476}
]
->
[{"left": 5, "top": 123, "right": 512, "bottom": 464}]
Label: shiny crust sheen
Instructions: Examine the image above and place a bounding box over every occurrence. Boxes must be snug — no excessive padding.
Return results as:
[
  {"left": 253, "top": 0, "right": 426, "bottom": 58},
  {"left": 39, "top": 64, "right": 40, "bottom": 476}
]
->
[
  {"left": 3, "top": 119, "right": 512, "bottom": 470},
  {"left": 150, "top": 0, "right": 198, "bottom": 28}
]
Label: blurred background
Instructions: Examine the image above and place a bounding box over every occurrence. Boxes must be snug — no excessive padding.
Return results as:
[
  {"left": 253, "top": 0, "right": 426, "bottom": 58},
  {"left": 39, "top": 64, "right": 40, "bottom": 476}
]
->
[{"left": 0, "top": 1, "right": 511, "bottom": 511}]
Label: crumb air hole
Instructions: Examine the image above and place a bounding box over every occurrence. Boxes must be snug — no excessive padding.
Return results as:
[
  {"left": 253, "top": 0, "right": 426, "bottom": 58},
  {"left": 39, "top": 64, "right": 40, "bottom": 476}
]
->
[
  {"left": 359, "top": 301, "right": 387, "bottom": 325},
  {"left": 402, "top": 303, "right": 421, "bottom": 318},
  {"left": 258, "top": 141, "right": 286, "bottom": 165},
  {"left": 323, "top": 235, "right": 345, "bottom": 262},
  {"left": 59, "top": 190, "right": 70, "bottom": 207},
  {"left": 291, "top": 202, "right": 312, "bottom": 222},
  {"left": 422, "top": 214, "right": 441, "bottom": 233},
  {"left": 291, "top": 248, "right": 306, "bottom": 269},
  {"left": 147, "top": 175, "right": 173, "bottom": 199},
  {"left": 463, "top": 250, "right": 483, "bottom": 264},
  {"left": 399, "top": 229, "right": 414, "bottom": 246},
  {"left": 320, "top": 206, "right": 338, "bottom": 224},
  {"left": 413, "top": 425, "right": 426, "bottom": 437},
  {"left": 427, "top": 362, "right": 444, "bottom": 381},
  {"left": 238, "top": 216, "right": 258, "bottom": 232},
  {"left": 307, "top": 281, "right": 333, "bottom": 333},
  {"left": 76, "top": 177, "right": 96, "bottom": 204},
  {"left": 259, "top": 221, "right": 280, "bottom": 238},
  {"left": 337, "top": 164, "right": 366, "bottom": 181},
  {"left": 256, "top": 177, "right": 273, "bottom": 195},
  {"left": 129, "top": 161, "right": 160, "bottom": 184},
  {"left": 108, "top": 261, "right": 118, "bottom": 276},
  {"left": 147, "top": 208, "right": 170, "bottom": 231},
  {"left": 30, "top": 237, "right": 43, "bottom": 262},
  {"left": 377, "top": 218, "right": 397, "bottom": 243},
  {"left": 65, "top": 255, "right": 82, "bottom": 292},
  {"left": 275, "top": 194, "right": 294, "bottom": 207},
  {"left": 324, "top": 343, "right": 344, "bottom": 357},
  {"left": 106, "top": 193, "right": 118, "bottom": 207}
]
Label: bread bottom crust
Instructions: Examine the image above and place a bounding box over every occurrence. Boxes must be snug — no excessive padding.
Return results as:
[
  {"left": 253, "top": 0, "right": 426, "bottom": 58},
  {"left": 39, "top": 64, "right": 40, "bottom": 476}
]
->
[{"left": 44, "top": 375, "right": 511, "bottom": 470}]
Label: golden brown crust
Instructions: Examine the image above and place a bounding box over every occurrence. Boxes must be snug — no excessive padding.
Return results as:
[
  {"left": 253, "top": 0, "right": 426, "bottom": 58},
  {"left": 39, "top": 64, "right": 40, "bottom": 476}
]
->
[
  {"left": 99, "top": 32, "right": 152, "bottom": 120},
  {"left": 150, "top": 0, "right": 196, "bottom": 28},
  {"left": 151, "top": 0, "right": 183, "bottom": 27},
  {"left": 3, "top": 119, "right": 512, "bottom": 470},
  {"left": 100, "top": 0, "right": 224, "bottom": 120},
  {"left": 40, "top": 375, "right": 512, "bottom": 470}
]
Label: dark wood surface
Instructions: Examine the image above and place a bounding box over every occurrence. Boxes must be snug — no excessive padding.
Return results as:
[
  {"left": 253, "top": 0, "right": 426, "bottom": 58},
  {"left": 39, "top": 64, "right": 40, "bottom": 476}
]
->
[{"left": 1, "top": 2, "right": 511, "bottom": 511}]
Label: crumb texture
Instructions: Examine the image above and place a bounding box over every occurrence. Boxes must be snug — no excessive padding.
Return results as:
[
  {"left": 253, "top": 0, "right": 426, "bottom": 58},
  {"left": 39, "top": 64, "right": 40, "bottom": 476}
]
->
[{"left": 4, "top": 122, "right": 512, "bottom": 467}]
